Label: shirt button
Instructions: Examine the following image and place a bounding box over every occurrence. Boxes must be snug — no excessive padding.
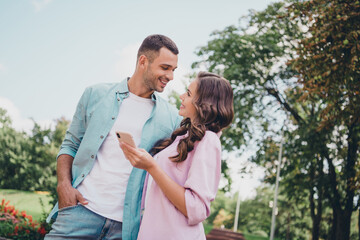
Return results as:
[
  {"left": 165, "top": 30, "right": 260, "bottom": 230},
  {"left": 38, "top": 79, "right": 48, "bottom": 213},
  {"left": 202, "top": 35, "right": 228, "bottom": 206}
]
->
[
  {"left": 91, "top": 155, "right": 94, "bottom": 159},
  {"left": 117, "top": 98, "right": 120, "bottom": 101},
  {"left": 81, "top": 174, "right": 85, "bottom": 178},
  {"left": 100, "top": 135, "right": 104, "bottom": 139},
  {"left": 112, "top": 117, "right": 115, "bottom": 120}
]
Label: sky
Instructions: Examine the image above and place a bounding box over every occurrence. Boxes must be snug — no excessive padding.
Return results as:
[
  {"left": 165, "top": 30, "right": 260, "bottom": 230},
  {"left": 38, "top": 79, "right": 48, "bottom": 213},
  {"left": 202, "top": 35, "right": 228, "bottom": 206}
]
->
[{"left": 0, "top": 0, "right": 275, "bottom": 199}]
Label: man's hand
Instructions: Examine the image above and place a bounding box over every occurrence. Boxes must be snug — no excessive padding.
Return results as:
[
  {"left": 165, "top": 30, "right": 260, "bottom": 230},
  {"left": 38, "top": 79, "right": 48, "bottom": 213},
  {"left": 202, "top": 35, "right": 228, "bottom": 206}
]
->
[
  {"left": 56, "top": 154, "right": 88, "bottom": 209},
  {"left": 57, "top": 183, "right": 88, "bottom": 209}
]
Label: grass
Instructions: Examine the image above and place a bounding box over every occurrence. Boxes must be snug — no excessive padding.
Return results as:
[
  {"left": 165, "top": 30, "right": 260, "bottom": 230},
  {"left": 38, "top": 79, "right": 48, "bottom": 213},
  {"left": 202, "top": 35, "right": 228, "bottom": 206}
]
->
[
  {"left": 243, "top": 233, "right": 281, "bottom": 240},
  {"left": 0, "top": 189, "right": 53, "bottom": 221},
  {"left": 243, "top": 234, "right": 268, "bottom": 240}
]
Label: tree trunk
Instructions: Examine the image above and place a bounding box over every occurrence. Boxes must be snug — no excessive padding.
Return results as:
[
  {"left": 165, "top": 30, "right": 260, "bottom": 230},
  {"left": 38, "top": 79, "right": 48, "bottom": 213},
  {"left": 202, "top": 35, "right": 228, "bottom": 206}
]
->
[
  {"left": 329, "top": 210, "right": 337, "bottom": 240},
  {"left": 286, "top": 211, "right": 291, "bottom": 240},
  {"left": 330, "top": 122, "right": 358, "bottom": 240},
  {"left": 309, "top": 166, "right": 322, "bottom": 240},
  {"left": 335, "top": 211, "right": 352, "bottom": 240},
  {"left": 309, "top": 150, "right": 324, "bottom": 240}
]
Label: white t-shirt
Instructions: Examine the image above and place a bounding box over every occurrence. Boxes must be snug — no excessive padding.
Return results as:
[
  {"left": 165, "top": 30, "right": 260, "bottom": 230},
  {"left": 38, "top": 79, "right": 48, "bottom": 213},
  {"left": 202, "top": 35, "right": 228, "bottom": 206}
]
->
[{"left": 77, "top": 92, "right": 154, "bottom": 221}]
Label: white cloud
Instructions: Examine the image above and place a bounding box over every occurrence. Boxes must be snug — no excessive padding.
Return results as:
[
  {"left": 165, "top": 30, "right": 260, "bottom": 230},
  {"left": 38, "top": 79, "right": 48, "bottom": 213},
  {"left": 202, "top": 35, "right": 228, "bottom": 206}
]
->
[
  {"left": 31, "top": 0, "right": 53, "bottom": 12},
  {"left": 0, "top": 97, "right": 54, "bottom": 134},
  {"left": 0, "top": 97, "right": 34, "bottom": 133}
]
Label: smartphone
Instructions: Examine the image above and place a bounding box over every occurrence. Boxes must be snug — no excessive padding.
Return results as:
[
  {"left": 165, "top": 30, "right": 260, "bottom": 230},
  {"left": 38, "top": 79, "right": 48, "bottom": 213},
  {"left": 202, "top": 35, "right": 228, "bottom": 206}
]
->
[{"left": 116, "top": 131, "right": 136, "bottom": 148}]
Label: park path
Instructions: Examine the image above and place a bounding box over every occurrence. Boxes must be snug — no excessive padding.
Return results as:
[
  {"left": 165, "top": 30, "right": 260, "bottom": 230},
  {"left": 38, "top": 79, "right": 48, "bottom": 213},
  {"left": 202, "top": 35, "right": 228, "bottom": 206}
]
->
[{"left": 206, "top": 228, "right": 245, "bottom": 240}]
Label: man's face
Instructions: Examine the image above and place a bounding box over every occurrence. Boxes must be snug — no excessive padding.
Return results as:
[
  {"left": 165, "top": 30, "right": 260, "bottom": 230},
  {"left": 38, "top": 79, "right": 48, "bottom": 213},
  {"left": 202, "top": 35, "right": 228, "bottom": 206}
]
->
[{"left": 143, "top": 47, "right": 178, "bottom": 93}]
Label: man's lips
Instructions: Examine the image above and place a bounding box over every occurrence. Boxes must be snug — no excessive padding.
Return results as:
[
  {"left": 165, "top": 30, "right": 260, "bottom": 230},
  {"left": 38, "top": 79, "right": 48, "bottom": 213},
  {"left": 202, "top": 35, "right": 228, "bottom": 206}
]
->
[{"left": 159, "top": 78, "right": 168, "bottom": 87}]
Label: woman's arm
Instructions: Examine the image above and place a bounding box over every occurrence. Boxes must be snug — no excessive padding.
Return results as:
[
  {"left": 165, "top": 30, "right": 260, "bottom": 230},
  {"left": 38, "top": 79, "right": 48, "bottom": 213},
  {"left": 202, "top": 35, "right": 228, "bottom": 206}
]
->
[{"left": 120, "top": 142, "right": 188, "bottom": 217}]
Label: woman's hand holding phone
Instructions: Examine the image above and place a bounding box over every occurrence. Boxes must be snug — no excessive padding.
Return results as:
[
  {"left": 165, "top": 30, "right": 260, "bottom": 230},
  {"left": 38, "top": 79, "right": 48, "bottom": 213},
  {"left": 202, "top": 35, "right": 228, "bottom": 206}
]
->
[{"left": 117, "top": 131, "right": 156, "bottom": 171}]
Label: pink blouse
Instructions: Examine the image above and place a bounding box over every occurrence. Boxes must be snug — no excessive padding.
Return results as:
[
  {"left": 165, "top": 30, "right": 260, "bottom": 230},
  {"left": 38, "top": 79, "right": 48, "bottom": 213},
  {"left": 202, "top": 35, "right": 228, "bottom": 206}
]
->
[{"left": 137, "top": 131, "right": 222, "bottom": 240}]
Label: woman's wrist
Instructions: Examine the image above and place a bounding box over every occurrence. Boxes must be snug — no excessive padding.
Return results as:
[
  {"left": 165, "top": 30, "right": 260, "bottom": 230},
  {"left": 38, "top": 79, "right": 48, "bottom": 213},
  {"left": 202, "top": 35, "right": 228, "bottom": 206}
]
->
[{"left": 147, "top": 161, "right": 160, "bottom": 175}]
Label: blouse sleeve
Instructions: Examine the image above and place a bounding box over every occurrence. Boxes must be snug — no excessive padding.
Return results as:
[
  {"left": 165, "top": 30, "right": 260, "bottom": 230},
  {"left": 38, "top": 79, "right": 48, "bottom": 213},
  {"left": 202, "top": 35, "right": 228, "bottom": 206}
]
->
[{"left": 183, "top": 131, "right": 222, "bottom": 225}]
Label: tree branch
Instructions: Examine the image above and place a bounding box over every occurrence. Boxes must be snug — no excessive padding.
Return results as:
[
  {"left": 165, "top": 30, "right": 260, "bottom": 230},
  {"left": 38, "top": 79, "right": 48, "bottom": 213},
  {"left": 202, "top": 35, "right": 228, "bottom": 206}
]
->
[{"left": 265, "top": 86, "right": 304, "bottom": 124}]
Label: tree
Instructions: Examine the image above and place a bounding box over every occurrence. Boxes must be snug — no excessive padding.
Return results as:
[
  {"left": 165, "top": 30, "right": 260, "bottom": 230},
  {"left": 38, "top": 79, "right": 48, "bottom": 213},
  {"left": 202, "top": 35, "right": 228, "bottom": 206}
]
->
[
  {"left": 210, "top": 186, "right": 312, "bottom": 239},
  {"left": 0, "top": 108, "right": 69, "bottom": 206},
  {"left": 192, "top": 1, "right": 322, "bottom": 237},
  {"left": 0, "top": 108, "right": 31, "bottom": 190},
  {"left": 193, "top": 0, "right": 360, "bottom": 238},
  {"left": 288, "top": 1, "right": 360, "bottom": 239}
]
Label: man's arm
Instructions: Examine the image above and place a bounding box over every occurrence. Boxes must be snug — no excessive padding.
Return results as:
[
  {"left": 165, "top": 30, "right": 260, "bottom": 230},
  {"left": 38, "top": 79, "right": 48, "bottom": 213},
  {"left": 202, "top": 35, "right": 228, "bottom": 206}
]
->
[{"left": 57, "top": 154, "right": 88, "bottom": 209}]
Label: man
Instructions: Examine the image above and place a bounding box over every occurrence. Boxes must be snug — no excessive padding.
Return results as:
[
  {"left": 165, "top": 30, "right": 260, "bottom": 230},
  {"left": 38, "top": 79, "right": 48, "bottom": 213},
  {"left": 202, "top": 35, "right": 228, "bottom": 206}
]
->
[{"left": 45, "top": 34, "right": 182, "bottom": 240}]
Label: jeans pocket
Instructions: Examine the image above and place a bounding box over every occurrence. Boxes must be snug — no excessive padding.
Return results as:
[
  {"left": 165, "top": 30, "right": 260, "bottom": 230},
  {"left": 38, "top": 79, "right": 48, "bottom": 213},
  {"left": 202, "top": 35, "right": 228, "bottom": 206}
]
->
[{"left": 58, "top": 204, "right": 81, "bottom": 213}]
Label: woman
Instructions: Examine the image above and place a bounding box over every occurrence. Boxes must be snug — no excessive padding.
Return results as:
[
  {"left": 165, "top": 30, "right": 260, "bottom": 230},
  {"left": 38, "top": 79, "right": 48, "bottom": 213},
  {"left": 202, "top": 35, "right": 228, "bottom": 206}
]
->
[{"left": 120, "top": 71, "right": 234, "bottom": 240}]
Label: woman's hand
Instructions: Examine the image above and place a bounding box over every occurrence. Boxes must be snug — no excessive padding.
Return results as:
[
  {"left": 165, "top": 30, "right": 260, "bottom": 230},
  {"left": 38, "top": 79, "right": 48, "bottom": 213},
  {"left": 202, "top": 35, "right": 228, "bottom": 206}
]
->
[
  {"left": 120, "top": 142, "right": 188, "bottom": 217},
  {"left": 119, "top": 142, "right": 156, "bottom": 171}
]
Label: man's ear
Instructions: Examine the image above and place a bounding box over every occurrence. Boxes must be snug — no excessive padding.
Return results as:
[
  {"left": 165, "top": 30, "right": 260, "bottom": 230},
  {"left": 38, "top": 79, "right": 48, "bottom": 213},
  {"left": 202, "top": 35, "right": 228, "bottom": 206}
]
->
[{"left": 138, "top": 55, "right": 148, "bottom": 69}]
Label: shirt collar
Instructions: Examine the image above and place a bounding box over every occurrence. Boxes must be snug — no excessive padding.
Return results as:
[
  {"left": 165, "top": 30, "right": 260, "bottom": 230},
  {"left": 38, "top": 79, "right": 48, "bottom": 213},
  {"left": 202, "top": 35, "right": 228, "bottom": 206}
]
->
[
  {"left": 116, "top": 77, "right": 130, "bottom": 94},
  {"left": 116, "top": 77, "right": 158, "bottom": 102}
]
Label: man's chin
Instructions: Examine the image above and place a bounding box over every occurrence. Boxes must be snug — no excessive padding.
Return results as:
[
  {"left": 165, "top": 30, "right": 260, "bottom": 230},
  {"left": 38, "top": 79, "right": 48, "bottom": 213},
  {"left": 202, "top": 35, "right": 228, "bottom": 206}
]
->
[{"left": 156, "top": 87, "right": 165, "bottom": 92}]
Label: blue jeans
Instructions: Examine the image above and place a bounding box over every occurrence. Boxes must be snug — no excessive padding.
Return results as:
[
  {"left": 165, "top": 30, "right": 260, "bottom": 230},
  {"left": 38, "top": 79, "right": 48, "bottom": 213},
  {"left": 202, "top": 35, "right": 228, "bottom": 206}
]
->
[{"left": 45, "top": 205, "right": 122, "bottom": 240}]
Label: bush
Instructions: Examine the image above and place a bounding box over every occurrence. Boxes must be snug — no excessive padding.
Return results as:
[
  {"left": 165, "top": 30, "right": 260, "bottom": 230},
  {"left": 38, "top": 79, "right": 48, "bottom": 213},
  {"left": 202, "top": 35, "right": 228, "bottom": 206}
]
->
[{"left": 0, "top": 199, "right": 50, "bottom": 239}]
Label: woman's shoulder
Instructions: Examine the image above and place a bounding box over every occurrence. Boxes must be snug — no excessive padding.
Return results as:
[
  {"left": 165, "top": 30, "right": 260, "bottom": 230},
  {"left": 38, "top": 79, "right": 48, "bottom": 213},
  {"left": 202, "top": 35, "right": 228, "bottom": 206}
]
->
[
  {"left": 196, "top": 130, "right": 221, "bottom": 149},
  {"left": 205, "top": 130, "right": 221, "bottom": 138}
]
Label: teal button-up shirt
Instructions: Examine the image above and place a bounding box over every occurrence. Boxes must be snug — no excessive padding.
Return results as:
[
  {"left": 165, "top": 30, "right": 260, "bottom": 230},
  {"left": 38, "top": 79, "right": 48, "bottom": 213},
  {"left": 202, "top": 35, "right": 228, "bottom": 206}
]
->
[{"left": 47, "top": 78, "right": 182, "bottom": 240}]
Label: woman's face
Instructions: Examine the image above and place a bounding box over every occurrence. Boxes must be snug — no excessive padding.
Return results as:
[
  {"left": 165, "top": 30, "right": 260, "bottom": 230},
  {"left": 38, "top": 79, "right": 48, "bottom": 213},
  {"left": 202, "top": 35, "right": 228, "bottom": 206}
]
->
[{"left": 179, "top": 80, "right": 197, "bottom": 121}]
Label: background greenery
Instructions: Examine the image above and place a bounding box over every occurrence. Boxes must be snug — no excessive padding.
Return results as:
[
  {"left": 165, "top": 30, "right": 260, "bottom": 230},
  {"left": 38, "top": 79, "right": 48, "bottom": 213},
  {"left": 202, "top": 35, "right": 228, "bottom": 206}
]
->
[
  {"left": 0, "top": 189, "right": 52, "bottom": 222},
  {"left": 0, "top": 0, "right": 359, "bottom": 239}
]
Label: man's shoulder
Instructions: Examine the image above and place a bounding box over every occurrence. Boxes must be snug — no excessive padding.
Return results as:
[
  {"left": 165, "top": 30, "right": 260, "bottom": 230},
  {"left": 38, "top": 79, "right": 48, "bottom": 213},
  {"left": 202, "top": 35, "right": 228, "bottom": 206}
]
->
[
  {"left": 82, "top": 82, "right": 123, "bottom": 98},
  {"left": 86, "top": 82, "right": 119, "bottom": 93}
]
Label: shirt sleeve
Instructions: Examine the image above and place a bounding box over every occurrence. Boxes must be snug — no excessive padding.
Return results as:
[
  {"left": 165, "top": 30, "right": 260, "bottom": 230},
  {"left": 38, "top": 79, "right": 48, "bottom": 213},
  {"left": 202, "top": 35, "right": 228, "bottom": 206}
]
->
[
  {"left": 57, "top": 87, "right": 91, "bottom": 159},
  {"left": 183, "top": 131, "right": 222, "bottom": 225}
]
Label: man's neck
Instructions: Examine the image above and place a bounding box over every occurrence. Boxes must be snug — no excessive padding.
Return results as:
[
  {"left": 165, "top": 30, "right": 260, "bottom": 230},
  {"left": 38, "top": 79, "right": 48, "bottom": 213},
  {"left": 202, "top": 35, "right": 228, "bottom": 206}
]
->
[{"left": 127, "top": 75, "right": 154, "bottom": 99}]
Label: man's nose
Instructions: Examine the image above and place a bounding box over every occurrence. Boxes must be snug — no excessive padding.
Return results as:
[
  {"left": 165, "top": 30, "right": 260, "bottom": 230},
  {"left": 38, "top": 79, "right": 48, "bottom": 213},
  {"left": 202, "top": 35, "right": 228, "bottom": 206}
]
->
[{"left": 166, "top": 70, "right": 174, "bottom": 81}]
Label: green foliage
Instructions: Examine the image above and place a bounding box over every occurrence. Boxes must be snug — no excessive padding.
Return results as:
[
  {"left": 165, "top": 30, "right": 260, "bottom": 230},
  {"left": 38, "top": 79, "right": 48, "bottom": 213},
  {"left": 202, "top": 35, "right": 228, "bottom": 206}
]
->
[
  {"left": 0, "top": 108, "right": 69, "bottom": 206},
  {"left": 209, "top": 186, "right": 312, "bottom": 239},
  {"left": 243, "top": 233, "right": 281, "bottom": 240},
  {"left": 0, "top": 189, "right": 52, "bottom": 222},
  {"left": 205, "top": 191, "right": 235, "bottom": 227},
  {"left": 203, "top": 223, "right": 213, "bottom": 235},
  {"left": 194, "top": 0, "right": 360, "bottom": 239},
  {"left": 287, "top": 1, "right": 360, "bottom": 239},
  {"left": 167, "top": 90, "right": 182, "bottom": 109},
  {"left": 193, "top": 1, "right": 303, "bottom": 154},
  {"left": 290, "top": 0, "right": 360, "bottom": 130}
]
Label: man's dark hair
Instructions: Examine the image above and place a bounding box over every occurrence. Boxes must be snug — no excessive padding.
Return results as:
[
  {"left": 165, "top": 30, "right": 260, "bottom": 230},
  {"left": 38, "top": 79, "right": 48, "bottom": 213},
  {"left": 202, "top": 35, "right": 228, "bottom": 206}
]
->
[{"left": 137, "top": 34, "right": 179, "bottom": 62}]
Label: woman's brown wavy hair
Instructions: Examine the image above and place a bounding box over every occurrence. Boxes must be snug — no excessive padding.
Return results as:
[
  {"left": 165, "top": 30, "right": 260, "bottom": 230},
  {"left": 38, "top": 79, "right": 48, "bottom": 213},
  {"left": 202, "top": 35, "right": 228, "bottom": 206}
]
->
[{"left": 151, "top": 71, "right": 234, "bottom": 162}]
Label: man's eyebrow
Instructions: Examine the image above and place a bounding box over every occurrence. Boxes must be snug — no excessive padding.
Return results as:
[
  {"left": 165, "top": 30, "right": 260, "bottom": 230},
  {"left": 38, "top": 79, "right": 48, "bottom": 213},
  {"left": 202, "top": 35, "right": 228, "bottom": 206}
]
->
[{"left": 161, "top": 64, "right": 177, "bottom": 69}]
